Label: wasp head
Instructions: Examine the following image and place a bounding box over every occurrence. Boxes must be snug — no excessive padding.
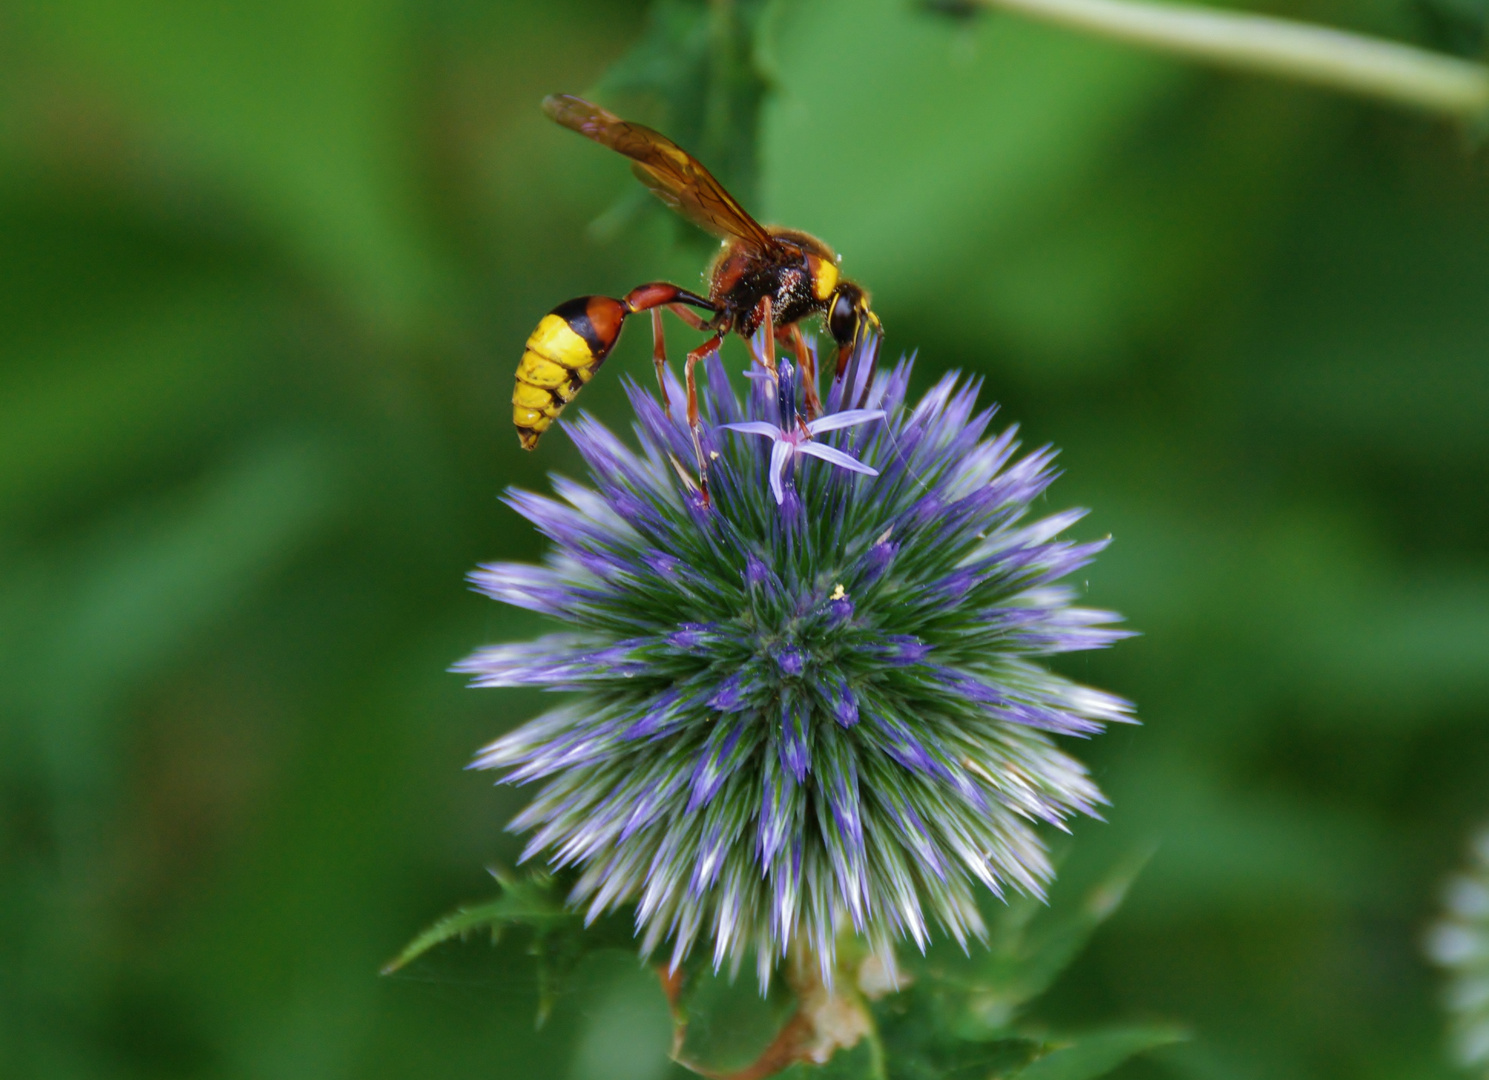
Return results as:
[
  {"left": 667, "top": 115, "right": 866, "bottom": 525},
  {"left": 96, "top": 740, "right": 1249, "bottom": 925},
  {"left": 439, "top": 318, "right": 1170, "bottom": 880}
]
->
[{"left": 827, "top": 281, "right": 881, "bottom": 379}]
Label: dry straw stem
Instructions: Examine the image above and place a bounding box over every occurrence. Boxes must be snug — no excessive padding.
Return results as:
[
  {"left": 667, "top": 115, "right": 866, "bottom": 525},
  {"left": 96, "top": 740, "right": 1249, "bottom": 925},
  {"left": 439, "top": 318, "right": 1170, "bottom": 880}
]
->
[{"left": 975, "top": 0, "right": 1489, "bottom": 121}]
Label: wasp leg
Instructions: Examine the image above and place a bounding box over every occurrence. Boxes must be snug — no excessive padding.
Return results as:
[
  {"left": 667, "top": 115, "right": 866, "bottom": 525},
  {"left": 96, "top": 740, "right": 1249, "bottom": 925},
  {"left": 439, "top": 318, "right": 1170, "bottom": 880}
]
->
[
  {"left": 625, "top": 280, "right": 717, "bottom": 420},
  {"left": 656, "top": 304, "right": 712, "bottom": 417},
  {"left": 686, "top": 331, "right": 727, "bottom": 506},
  {"left": 781, "top": 322, "right": 822, "bottom": 421},
  {"left": 667, "top": 303, "right": 709, "bottom": 330},
  {"left": 648, "top": 309, "right": 671, "bottom": 417},
  {"left": 743, "top": 295, "right": 777, "bottom": 378},
  {"left": 612, "top": 282, "right": 722, "bottom": 502},
  {"left": 620, "top": 283, "right": 716, "bottom": 420}
]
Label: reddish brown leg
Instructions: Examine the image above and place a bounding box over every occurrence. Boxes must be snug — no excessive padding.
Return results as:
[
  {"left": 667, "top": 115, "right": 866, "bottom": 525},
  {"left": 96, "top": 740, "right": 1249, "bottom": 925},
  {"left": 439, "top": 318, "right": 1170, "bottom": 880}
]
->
[
  {"left": 649, "top": 309, "right": 672, "bottom": 417},
  {"left": 668, "top": 303, "right": 719, "bottom": 480},
  {"left": 621, "top": 282, "right": 717, "bottom": 421},
  {"left": 667, "top": 303, "right": 709, "bottom": 330},
  {"left": 746, "top": 295, "right": 777, "bottom": 377},
  {"left": 783, "top": 323, "right": 822, "bottom": 420},
  {"left": 616, "top": 283, "right": 726, "bottom": 501},
  {"left": 686, "top": 331, "right": 726, "bottom": 506}
]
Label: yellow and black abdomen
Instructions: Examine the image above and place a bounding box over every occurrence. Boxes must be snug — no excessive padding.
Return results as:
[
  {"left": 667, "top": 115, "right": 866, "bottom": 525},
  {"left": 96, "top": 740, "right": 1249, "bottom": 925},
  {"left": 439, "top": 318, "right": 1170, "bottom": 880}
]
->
[{"left": 513, "top": 295, "right": 628, "bottom": 450}]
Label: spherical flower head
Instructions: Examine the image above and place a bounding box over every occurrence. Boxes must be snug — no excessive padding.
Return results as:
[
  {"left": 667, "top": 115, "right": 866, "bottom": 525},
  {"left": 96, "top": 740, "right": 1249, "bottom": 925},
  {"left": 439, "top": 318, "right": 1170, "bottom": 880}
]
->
[
  {"left": 459, "top": 332, "right": 1135, "bottom": 988},
  {"left": 1427, "top": 827, "right": 1489, "bottom": 1070}
]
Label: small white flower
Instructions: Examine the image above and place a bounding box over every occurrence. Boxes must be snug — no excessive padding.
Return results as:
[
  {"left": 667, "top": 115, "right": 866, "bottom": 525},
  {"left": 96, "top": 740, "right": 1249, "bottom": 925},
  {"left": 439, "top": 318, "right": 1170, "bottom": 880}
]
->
[{"left": 721, "top": 409, "right": 885, "bottom": 505}]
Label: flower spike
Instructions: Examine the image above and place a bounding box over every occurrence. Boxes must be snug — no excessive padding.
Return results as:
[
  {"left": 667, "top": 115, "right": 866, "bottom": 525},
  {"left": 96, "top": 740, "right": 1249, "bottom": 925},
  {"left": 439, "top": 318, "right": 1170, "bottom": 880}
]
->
[{"left": 461, "top": 331, "right": 1135, "bottom": 986}]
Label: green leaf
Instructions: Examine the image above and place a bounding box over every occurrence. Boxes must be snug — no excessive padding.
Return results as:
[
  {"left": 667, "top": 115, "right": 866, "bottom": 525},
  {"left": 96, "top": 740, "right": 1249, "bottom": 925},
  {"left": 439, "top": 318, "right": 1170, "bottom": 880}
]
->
[
  {"left": 382, "top": 871, "right": 583, "bottom": 1025},
  {"left": 673, "top": 964, "right": 799, "bottom": 1075},
  {"left": 1011, "top": 1026, "right": 1188, "bottom": 1080},
  {"left": 994, "top": 847, "right": 1154, "bottom": 1006},
  {"left": 897, "top": 848, "right": 1153, "bottom": 1039},
  {"left": 872, "top": 984, "right": 1046, "bottom": 1080},
  {"left": 382, "top": 871, "right": 573, "bottom": 972},
  {"left": 776, "top": 1037, "right": 882, "bottom": 1080}
]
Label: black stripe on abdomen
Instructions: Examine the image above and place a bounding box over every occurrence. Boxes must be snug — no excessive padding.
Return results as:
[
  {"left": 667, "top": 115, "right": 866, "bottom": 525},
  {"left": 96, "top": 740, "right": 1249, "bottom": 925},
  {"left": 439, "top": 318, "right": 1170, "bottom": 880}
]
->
[{"left": 550, "top": 296, "right": 604, "bottom": 356}]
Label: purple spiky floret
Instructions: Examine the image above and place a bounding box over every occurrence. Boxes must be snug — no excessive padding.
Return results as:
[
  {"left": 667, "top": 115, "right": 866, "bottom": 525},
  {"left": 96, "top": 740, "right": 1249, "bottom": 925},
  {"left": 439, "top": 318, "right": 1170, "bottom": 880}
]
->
[{"left": 459, "top": 332, "right": 1135, "bottom": 989}]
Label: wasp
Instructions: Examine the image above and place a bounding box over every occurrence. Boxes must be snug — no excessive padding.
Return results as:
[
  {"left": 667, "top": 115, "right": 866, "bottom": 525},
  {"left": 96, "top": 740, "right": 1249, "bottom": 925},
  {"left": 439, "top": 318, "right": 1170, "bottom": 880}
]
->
[{"left": 513, "top": 94, "right": 881, "bottom": 496}]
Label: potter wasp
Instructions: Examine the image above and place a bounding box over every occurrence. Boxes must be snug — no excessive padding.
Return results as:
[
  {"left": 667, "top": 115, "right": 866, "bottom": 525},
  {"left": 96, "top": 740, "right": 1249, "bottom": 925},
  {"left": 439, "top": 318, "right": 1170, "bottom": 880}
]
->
[{"left": 512, "top": 95, "right": 881, "bottom": 496}]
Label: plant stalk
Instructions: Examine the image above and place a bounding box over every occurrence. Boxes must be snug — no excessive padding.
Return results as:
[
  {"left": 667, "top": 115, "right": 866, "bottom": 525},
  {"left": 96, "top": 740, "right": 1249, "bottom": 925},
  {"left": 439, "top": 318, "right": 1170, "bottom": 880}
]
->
[{"left": 973, "top": 0, "right": 1489, "bottom": 120}]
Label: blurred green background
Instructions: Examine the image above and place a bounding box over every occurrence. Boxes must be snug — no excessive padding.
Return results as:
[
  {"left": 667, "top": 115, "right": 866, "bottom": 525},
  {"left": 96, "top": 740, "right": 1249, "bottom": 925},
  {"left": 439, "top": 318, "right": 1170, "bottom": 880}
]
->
[{"left": 4, "top": 0, "right": 1489, "bottom": 1077}]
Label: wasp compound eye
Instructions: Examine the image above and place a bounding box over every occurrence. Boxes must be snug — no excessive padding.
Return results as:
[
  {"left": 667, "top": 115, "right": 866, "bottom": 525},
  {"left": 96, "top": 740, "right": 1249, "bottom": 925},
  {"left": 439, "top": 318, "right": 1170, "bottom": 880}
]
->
[{"left": 828, "top": 287, "right": 861, "bottom": 346}]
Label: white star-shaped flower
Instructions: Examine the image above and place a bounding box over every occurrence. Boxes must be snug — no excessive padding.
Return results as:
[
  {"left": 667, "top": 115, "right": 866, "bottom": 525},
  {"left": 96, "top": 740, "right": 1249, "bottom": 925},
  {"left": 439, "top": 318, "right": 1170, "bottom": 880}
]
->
[{"left": 721, "top": 406, "right": 885, "bottom": 504}]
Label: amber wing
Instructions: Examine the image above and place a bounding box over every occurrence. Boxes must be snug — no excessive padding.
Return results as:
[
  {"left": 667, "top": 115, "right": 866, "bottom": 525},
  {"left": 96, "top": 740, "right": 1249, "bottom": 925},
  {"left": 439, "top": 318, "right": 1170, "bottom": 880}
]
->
[{"left": 542, "top": 94, "right": 775, "bottom": 251}]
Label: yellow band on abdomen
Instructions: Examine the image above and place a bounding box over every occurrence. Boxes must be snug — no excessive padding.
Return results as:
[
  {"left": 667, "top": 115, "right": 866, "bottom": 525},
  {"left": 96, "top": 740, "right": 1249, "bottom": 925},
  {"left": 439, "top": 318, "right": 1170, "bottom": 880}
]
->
[
  {"left": 524, "top": 315, "right": 592, "bottom": 370},
  {"left": 513, "top": 314, "right": 600, "bottom": 449}
]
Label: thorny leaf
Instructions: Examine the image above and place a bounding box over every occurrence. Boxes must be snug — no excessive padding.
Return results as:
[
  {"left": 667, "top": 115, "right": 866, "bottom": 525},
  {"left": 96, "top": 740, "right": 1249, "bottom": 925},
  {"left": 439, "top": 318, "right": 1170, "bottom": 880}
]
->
[
  {"left": 381, "top": 870, "right": 584, "bottom": 1025},
  {"left": 386, "top": 847, "right": 1170, "bottom": 1078},
  {"left": 892, "top": 848, "right": 1154, "bottom": 1041},
  {"left": 654, "top": 852, "right": 1173, "bottom": 1079}
]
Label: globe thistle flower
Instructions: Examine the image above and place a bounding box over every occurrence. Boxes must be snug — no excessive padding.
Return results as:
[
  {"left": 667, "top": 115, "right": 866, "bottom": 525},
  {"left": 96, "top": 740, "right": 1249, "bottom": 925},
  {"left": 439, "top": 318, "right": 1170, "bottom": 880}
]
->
[
  {"left": 1427, "top": 827, "right": 1489, "bottom": 1070},
  {"left": 459, "top": 333, "right": 1134, "bottom": 988}
]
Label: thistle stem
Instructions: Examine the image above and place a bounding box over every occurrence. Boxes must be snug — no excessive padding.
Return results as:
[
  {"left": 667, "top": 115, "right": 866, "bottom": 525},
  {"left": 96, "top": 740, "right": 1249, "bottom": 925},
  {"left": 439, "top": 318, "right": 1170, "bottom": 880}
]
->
[{"left": 972, "top": 0, "right": 1489, "bottom": 121}]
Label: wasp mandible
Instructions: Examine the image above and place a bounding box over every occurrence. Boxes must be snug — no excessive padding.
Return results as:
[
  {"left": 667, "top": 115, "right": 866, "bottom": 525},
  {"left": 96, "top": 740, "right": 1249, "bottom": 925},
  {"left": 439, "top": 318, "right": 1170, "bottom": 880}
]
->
[{"left": 512, "top": 95, "right": 882, "bottom": 497}]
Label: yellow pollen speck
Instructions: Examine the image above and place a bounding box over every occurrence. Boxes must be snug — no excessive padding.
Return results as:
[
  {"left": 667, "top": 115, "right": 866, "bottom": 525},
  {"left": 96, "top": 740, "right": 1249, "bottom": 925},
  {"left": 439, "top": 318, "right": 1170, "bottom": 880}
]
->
[
  {"left": 830, "top": 584, "right": 847, "bottom": 601},
  {"left": 709, "top": 451, "right": 719, "bottom": 460}
]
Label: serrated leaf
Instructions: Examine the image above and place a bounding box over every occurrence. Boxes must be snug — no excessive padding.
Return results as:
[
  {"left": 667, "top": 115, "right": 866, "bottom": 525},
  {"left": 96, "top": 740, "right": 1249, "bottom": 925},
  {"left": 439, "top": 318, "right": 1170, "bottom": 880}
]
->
[
  {"left": 382, "top": 873, "right": 574, "bottom": 974},
  {"left": 382, "top": 872, "right": 583, "bottom": 1025},
  {"left": 892, "top": 848, "right": 1152, "bottom": 1042},
  {"left": 1011, "top": 1025, "right": 1187, "bottom": 1080}
]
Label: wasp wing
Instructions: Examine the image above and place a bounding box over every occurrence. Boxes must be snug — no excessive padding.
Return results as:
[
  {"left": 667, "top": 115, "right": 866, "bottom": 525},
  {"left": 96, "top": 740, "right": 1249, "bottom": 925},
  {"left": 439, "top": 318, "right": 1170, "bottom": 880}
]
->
[{"left": 543, "top": 94, "right": 776, "bottom": 251}]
